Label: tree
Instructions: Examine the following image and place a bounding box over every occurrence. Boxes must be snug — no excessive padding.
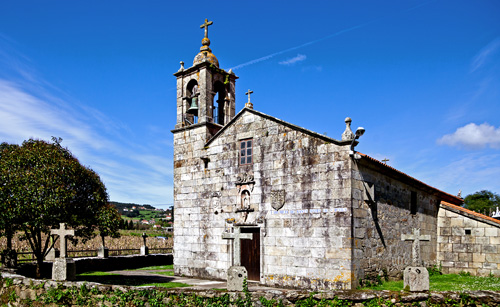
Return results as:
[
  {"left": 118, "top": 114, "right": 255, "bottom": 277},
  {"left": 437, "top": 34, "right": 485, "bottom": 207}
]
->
[
  {"left": 97, "top": 203, "right": 121, "bottom": 247},
  {"left": 0, "top": 143, "right": 22, "bottom": 267},
  {"left": 0, "top": 138, "right": 120, "bottom": 277},
  {"left": 463, "top": 190, "right": 500, "bottom": 214}
]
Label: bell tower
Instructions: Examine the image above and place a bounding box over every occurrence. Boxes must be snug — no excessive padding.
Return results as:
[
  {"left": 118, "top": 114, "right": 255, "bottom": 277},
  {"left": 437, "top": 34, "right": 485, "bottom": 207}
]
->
[{"left": 173, "top": 19, "right": 238, "bottom": 133}]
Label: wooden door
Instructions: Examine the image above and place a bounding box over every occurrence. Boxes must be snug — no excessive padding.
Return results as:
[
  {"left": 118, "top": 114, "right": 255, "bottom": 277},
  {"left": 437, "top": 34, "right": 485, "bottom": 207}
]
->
[{"left": 240, "top": 227, "right": 260, "bottom": 281}]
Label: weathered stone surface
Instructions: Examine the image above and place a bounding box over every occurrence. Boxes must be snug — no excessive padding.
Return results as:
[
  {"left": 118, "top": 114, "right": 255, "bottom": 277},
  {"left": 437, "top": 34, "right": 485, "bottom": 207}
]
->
[
  {"left": 52, "top": 258, "right": 76, "bottom": 281},
  {"left": 227, "top": 266, "right": 247, "bottom": 291},
  {"left": 437, "top": 204, "right": 500, "bottom": 276},
  {"left": 403, "top": 267, "right": 429, "bottom": 292}
]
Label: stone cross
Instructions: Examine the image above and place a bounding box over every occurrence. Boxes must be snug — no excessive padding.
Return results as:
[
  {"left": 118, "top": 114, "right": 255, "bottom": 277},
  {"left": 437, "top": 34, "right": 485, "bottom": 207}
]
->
[
  {"left": 222, "top": 227, "right": 252, "bottom": 266},
  {"left": 381, "top": 158, "right": 389, "bottom": 164},
  {"left": 51, "top": 223, "right": 74, "bottom": 259},
  {"left": 245, "top": 89, "right": 254, "bottom": 109},
  {"left": 401, "top": 228, "right": 430, "bottom": 266},
  {"left": 200, "top": 18, "right": 213, "bottom": 38}
]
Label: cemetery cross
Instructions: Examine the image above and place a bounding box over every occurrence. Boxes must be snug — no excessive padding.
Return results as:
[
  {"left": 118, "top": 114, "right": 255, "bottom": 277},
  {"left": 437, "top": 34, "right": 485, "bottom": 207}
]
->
[
  {"left": 222, "top": 227, "right": 252, "bottom": 266},
  {"left": 401, "top": 228, "right": 431, "bottom": 266},
  {"left": 51, "top": 223, "right": 74, "bottom": 259}
]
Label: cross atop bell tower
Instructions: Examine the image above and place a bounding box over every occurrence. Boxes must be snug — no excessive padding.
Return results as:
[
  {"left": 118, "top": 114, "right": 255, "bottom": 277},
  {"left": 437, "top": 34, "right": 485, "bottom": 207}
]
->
[
  {"left": 173, "top": 19, "right": 238, "bottom": 132},
  {"left": 200, "top": 19, "right": 213, "bottom": 39}
]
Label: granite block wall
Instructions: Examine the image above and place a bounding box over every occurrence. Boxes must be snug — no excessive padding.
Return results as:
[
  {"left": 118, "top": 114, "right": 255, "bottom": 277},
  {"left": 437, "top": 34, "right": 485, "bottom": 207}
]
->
[
  {"left": 438, "top": 205, "right": 500, "bottom": 276},
  {"left": 351, "top": 161, "right": 440, "bottom": 284},
  {"left": 173, "top": 110, "right": 355, "bottom": 290}
]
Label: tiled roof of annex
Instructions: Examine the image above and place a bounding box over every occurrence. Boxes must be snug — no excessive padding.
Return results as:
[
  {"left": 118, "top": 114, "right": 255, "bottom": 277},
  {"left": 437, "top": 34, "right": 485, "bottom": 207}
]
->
[{"left": 440, "top": 200, "right": 500, "bottom": 227}]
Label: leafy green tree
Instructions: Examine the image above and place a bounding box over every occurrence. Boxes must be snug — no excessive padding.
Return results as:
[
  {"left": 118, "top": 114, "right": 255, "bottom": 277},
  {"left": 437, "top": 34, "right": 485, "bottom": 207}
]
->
[
  {"left": 0, "top": 143, "right": 22, "bottom": 266},
  {"left": 97, "top": 203, "right": 121, "bottom": 247},
  {"left": 464, "top": 190, "right": 500, "bottom": 214},
  {"left": 0, "top": 138, "right": 118, "bottom": 277}
]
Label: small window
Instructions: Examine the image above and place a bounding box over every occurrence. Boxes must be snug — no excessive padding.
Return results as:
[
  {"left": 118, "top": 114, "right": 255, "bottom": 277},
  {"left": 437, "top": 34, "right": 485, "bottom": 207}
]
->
[
  {"left": 410, "top": 191, "right": 417, "bottom": 215},
  {"left": 240, "top": 139, "right": 253, "bottom": 165},
  {"left": 465, "top": 229, "right": 471, "bottom": 235}
]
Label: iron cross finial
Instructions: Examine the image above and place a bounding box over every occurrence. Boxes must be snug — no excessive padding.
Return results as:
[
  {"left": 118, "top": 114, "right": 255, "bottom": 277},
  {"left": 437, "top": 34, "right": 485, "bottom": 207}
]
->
[{"left": 200, "top": 19, "right": 213, "bottom": 39}]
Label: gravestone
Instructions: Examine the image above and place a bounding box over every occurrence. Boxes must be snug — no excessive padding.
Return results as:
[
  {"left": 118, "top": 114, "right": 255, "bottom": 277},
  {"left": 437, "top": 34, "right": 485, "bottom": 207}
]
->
[
  {"left": 141, "top": 233, "right": 149, "bottom": 255},
  {"left": 401, "top": 228, "right": 431, "bottom": 291},
  {"left": 222, "top": 226, "right": 253, "bottom": 291},
  {"left": 51, "top": 223, "right": 76, "bottom": 281}
]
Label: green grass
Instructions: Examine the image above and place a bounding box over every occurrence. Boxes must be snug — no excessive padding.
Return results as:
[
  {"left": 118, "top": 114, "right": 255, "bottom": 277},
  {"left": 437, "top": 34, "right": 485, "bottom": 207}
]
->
[
  {"left": 132, "top": 265, "right": 173, "bottom": 270},
  {"left": 362, "top": 274, "right": 500, "bottom": 291},
  {"left": 152, "top": 271, "right": 174, "bottom": 276},
  {"left": 76, "top": 270, "right": 187, "bottom": 288}
]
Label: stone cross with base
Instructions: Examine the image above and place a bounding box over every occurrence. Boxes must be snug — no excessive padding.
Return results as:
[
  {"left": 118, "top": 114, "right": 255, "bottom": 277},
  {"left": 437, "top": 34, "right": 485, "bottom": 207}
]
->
[
  {"left": 51, "top": 223, "right": 75, "bottom": 258},
  {"left": 222, "top": 227, "right": 253, "bottom": 291},
  {"left": 50, "top": 223, "right": 76, "bottom": 281},
  {"left": 401, "top": 227, "right": 430, "bottom": 266},
  {"left": 222, "top": 227, "right": 252, "bottom": 266},
  {"left": 401, "top": 228, "right": 431, "bottom": 291},
  {"left": 245, "top": 89, "right": 254, "bottom": 109}
]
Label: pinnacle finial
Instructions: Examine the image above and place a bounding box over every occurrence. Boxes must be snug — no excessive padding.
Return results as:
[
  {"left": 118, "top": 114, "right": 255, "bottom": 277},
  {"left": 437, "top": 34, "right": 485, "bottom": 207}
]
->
[{"left": 342, "top": 117, "right": 355, "bottom": 141}]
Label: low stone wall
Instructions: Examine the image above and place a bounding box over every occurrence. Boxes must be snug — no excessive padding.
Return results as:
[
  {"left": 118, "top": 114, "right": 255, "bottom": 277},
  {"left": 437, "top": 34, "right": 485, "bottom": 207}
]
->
[
  {"left": 15, "top": 254, "right": 173, "bottom": 278},
  {"left": 2, "top": 272, "right": 500, "bottom": 306}
]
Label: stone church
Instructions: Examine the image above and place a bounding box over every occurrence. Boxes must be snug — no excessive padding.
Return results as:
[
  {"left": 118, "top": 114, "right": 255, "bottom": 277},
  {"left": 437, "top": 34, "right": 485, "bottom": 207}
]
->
[{"left": 172, "top": 20, "right": 500, "bottom": 290}]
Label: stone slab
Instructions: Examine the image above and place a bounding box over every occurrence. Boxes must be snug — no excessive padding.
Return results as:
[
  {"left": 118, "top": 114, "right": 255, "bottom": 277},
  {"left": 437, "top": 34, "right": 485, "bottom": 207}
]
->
[
  {"left": 52, "top": 258, "right": 76, "bottom": 281},
  {"left": 227, "top": 266, "right": 247, "bottom": 291},
  {"left": 403, "top": 266, "right": 429, "bottom": 292}
]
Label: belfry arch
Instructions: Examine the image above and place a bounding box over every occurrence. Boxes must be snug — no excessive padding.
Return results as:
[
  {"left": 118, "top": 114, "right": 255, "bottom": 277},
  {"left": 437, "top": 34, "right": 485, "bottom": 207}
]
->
[{"left": 213, "top": 81, "right": 226, "bottom": 125}]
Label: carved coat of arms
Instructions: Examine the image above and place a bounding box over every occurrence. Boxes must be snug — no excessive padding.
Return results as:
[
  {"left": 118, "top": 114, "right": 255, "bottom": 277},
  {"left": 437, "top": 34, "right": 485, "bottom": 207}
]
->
[{"left": 270, "top": 190, "right": 285, "bottom": 211}]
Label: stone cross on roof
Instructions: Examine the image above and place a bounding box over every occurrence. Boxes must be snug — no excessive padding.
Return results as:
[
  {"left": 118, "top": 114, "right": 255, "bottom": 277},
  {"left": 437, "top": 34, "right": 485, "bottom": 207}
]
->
[
  {"left": 51, "top": 223, "right": 74, "bottom": 259},
  {"left": 222, "top": 227, "right": 252, "bottom": 266},
  {"left": 401, "top": 228, "right": 430, "bottom": 266},
  {"left": 245, "top": 89, "right": 254, "bottom": 109},
  {"left": 200, "top": 19, "right": 213, "bottom": 39}
]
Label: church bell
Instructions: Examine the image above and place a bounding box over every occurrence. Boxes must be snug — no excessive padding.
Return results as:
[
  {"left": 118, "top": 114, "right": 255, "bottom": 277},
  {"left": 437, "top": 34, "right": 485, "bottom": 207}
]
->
[{"left": 186, "top": 96, "right": 199, "bottom": 116}]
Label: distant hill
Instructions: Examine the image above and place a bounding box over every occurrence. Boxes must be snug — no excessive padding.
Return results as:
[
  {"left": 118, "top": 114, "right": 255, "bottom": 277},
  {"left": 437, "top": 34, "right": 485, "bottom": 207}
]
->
[{"left": 110, "top": 201, "right": 157, "bottom": 211}]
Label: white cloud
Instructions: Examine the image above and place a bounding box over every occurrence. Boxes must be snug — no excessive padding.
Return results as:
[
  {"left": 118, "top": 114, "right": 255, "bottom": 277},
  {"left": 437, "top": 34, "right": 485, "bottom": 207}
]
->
[
  {"left": 0, "top": 78, "right": 173, "bottom": 205},
  {"left": 437, "top": 123, "right": 500, "bottom": 149},
  {"left": 471, "top": 37, "right": 500, "bottom": 72},
  {"left": 279, "top": 54, "right": 307, "bottom": 65}
]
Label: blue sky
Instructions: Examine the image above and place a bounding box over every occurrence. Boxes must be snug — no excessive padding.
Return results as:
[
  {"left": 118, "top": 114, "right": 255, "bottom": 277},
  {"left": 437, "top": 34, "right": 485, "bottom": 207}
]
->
[{"left": 1, "top": 1, "right": 499, "bottom": 208}]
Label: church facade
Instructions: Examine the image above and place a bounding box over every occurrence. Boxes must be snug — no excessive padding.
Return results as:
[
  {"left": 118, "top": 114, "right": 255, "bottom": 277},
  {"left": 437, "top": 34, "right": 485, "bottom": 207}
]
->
[{"left": 172, "top": 21, "right": 498, "bottom": 290}]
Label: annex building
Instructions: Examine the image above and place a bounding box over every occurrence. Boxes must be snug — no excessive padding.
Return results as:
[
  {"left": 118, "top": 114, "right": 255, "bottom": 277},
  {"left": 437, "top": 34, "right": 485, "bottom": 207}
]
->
[{"left": 172, "top": 20, "right": 500, "bottom": 290}]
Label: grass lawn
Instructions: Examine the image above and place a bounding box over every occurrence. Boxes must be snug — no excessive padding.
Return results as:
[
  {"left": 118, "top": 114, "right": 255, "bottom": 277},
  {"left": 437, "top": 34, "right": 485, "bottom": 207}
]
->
[
  {"left": 132, "top": 265, "right": 173, "bottom": 270},
  {"left": 362, "top": 273, "right": 500, "bottom": 291},
  {"left": 76, "top": 268, "right": 188, "bottom": 288}
]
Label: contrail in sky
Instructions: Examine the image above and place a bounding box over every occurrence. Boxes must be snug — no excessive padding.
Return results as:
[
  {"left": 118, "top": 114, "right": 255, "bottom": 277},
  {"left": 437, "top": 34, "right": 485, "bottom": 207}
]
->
[{"left": 229, "top": 0, "right": 436, "bottom": 71}]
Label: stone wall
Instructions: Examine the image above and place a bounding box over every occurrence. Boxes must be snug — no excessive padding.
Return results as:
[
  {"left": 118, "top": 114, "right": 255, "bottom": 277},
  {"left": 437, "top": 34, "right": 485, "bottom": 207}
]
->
[
  {"left": 351, "top": 159, "right": 440, "bottom": 283},
  {"left": 2, "top": 273, "right": 500, "bottom": 306},
  {"left": 15, "top": 254, "right": 173, "bottom": 278},
  {"left": 438, "top": 203, "right": 500, "bottom": 276},
  {"left": 173, "top": 109, "right": 355, "bottom": 290}
]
